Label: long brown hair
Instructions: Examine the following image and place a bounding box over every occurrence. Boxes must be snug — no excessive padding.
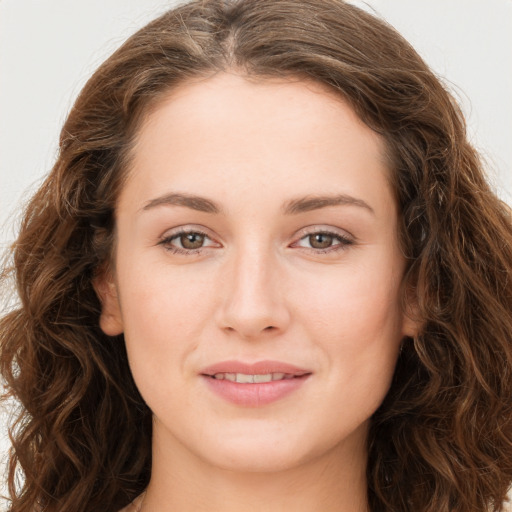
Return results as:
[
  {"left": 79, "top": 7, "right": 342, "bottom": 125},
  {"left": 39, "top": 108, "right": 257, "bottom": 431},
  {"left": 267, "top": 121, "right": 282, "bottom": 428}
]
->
[{"left": 2, "top": 1, "right": 512, "bottom": 510}]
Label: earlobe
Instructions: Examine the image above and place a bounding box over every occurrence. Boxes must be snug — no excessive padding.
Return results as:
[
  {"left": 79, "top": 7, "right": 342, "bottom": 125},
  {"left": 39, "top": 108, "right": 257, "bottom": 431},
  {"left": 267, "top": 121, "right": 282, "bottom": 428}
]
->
[
  {"left": 402, "top": 312, "right": 420, "bottom": 339},
  {"left": 401, "top": 283, "right": 422, "bottom": 339},
  {"left": 92, "top": 269, "right": 124, "bottom": 336}
]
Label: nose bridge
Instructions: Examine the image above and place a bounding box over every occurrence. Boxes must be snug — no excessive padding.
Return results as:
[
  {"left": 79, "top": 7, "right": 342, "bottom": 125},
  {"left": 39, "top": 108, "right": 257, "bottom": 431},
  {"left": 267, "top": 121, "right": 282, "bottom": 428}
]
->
[{"left": 218, "top": 236, "right": 289, "bottom": 338}]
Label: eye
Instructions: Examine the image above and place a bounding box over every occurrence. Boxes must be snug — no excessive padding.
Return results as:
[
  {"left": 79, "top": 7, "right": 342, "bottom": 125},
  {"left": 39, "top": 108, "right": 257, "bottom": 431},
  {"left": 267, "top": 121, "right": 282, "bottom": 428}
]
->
[
  {"left": 159, "top": 229, "right": 218, "bottom": 254},
  {"left": 304, "top": 233, "right": 336, "bottom": 250},
  {"left": 174, "top": 232, "right": 207, "bottom": 250},
  {"left": 293, "top": 230, "right": 354, "bottom": 253}
]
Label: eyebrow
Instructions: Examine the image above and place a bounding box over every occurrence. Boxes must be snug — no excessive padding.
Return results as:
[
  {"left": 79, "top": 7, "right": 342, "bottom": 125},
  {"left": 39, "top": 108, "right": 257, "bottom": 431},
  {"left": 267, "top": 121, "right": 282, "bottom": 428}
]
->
[
  {"left": 142, "top": 192, "right": 374, "bottom": 216},
  {"left": 142, "top": 193, "right": 222, "bottom": 214},
  {"left": 282, "top": 194, "right": 374, "bottom": 215}
]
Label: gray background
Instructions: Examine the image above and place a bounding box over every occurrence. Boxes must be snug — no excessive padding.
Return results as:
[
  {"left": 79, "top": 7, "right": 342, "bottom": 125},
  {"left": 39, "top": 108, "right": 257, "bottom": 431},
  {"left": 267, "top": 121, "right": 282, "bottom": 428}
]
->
[{"left": 1, "top": 0, "right": 511, "bottom": 506}]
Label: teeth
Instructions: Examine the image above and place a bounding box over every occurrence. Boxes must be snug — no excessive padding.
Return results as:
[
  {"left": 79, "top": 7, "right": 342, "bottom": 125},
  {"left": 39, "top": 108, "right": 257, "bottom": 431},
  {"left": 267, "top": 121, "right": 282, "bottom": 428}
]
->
[
  {"left": 237, "top": 373, "right": 255, "bottom": 383},
  {"left": 212, "top": 372, "right": 290, "bottom": 383}
]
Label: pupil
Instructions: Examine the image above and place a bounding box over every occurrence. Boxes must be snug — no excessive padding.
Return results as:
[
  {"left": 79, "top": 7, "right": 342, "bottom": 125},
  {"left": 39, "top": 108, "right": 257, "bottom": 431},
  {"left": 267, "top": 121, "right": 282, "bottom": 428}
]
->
[
  {"left": 309, "top": 233, "right": 333, "bottom": 249},
  {"left": 181, "top": 233, "right": 204, "bottom": 249}
]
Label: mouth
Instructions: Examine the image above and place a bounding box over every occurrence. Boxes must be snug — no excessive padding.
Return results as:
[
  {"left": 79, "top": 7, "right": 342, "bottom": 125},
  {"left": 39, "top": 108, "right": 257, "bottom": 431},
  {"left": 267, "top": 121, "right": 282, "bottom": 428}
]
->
[
  {"left": 205, "top": 372, "right": 309, "bottom": 383},
  {"left": 200, "top": 360, "right": 312, "bottom": 381},
  {"left": 200, "top": 360, "right": 312, "bottom": 407}
]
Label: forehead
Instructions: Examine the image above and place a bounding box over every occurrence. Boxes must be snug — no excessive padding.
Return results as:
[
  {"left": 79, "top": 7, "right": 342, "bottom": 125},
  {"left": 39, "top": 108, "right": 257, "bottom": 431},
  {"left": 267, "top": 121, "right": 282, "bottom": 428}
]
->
[
  {"left": 135, "top": 72, "right": 386, "bottom": 154},
  {"left": 122, "top": 72, "right": 393, "bottom": 218}
]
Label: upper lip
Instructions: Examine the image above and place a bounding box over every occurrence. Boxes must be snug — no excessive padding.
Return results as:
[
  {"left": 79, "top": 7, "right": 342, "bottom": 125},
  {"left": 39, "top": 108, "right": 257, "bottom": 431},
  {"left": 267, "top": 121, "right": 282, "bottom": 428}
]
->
[{"left": 201, "top": 360, "right": 312, "bottom": 376}]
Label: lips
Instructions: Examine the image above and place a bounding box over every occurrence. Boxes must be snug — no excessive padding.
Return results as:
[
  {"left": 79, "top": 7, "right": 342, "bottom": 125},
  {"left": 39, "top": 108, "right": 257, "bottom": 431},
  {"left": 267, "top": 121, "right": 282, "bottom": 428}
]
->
[
  {"left": 210, "top": 372, "right": 294, "bottom": 382},
  {"left": 200, "top": 360, "right": 312, "bottom": 407},
  {"left": 201, "top": 360, "right": 311, "bottom": 377}
]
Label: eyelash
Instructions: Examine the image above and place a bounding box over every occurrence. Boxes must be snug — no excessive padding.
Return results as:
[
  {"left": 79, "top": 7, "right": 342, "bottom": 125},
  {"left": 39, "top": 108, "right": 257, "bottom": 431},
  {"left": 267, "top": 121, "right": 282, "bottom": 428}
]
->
[
  {"left": 158, "top": 228, "right": 354, "bottom": 256},
  {"left": 292, "top": 231, "right": 354, "bottom": 254},
  {"left": 159, "top": 228, "right": 212, "bottom": 255}
]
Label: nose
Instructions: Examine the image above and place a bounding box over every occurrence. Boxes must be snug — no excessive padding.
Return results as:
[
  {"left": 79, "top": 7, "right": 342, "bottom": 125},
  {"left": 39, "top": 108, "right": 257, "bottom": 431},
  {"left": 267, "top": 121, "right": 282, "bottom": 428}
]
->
[{"left": 216, "top": 244, "right": 291, "bottom": 340}]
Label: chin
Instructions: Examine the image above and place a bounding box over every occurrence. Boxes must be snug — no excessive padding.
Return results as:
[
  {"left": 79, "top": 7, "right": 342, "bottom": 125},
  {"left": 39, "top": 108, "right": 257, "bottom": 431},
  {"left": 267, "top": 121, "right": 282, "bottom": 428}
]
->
[
  {"left": 207, "top": 448, "right": 306, "bottom": 474},
  {"left": 194, "top": 428, "right": 324, "bottom": 474}
]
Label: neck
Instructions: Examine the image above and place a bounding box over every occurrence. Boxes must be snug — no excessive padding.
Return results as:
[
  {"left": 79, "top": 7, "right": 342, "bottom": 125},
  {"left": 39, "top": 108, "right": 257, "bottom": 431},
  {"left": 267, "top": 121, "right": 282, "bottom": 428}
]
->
[{"left": 142, "top": 419, "right": 369, "bottom": 512}]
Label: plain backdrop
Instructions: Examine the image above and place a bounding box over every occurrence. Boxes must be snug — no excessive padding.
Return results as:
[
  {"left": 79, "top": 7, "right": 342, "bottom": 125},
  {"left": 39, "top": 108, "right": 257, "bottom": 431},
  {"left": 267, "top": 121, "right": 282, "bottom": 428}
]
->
[{"left": 1, "top": 0, "right": 512, "bottom": 506}]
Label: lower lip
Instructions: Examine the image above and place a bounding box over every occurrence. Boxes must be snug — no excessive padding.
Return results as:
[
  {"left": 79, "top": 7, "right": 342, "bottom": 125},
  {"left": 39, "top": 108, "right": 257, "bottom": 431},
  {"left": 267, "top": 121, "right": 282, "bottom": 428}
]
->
[{"left": 202, "top": 375, "right": 311, "bottom": 407}]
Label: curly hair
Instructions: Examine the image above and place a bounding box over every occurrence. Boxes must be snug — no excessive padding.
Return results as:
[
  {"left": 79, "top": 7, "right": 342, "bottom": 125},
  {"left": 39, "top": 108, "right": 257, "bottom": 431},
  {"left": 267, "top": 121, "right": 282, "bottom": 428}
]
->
[{"left": 1, "top": 1, "right": 512, "bottom": 510}]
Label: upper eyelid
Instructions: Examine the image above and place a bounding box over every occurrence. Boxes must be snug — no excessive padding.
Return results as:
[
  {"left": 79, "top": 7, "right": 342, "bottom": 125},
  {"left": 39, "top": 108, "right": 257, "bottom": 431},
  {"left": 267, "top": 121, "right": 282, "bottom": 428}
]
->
[
  {"left": 159, "top": 226, "right": 354, "bottom": 249},
  {"left": 160, "top": 225, "right": 352, "bottom": 238},
  {"left": 294, "top": 225, "right": 355, "bottom": 241},
  {"left": 160, "top": 225, "right": 213, "bottom": 240},
  {"left": 291, "top": 231, "right": 354, "bottom": 250}
]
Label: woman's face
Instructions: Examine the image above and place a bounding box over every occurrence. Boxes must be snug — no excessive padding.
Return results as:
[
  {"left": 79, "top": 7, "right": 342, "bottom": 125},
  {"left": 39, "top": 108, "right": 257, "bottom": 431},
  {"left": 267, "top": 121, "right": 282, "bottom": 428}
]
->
[{"left": 97, "top": 73, "right": 417, "bottom": 473}]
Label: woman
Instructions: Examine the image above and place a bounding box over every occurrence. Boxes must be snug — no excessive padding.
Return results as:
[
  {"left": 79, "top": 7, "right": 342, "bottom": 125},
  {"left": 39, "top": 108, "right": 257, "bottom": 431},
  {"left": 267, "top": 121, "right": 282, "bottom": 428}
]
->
[{"left": 1, "top": 1, "right": 512, "bottom": 511}]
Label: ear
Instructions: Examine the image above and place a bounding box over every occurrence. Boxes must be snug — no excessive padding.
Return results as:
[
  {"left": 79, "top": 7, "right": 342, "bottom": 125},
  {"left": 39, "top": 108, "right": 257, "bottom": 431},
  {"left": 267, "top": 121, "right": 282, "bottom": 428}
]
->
[
  {"left": 401, "top": 283, "right": 421, "bottom": 339},
  {"left": 93, "top": 268, "right": 124, "bottom": 336},
  {"left": 402, "top": 310, "right": 420, "bottom": 339}
]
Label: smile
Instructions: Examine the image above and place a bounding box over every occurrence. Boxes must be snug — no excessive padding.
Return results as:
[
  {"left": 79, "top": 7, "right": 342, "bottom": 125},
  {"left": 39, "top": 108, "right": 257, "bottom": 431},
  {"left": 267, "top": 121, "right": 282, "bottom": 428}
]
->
[{"left": 210, "top": 372, "right": 297, "bottom": 383}]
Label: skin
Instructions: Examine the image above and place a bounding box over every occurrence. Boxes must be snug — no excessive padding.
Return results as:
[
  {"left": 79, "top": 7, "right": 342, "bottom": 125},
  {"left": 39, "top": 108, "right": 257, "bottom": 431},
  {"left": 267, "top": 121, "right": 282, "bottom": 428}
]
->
[{"left": 96, "top": 72, "right": 418, "bottom": 512}]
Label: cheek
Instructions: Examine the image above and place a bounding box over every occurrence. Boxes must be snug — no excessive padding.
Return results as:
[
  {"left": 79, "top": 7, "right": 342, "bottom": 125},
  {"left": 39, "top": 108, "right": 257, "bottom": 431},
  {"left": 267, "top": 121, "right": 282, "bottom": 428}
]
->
[
  {"left": 119, "top": 255, "right": 212, "bottom": 335},
  {"left": 301, "top": 260, "right": 403, "bottom": 332},
  {"left": 115, "top": 257, "right": 215, "bottom": 390},
  {"left": 297, "top": 259, "right": 404, "bottom": 378}
]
